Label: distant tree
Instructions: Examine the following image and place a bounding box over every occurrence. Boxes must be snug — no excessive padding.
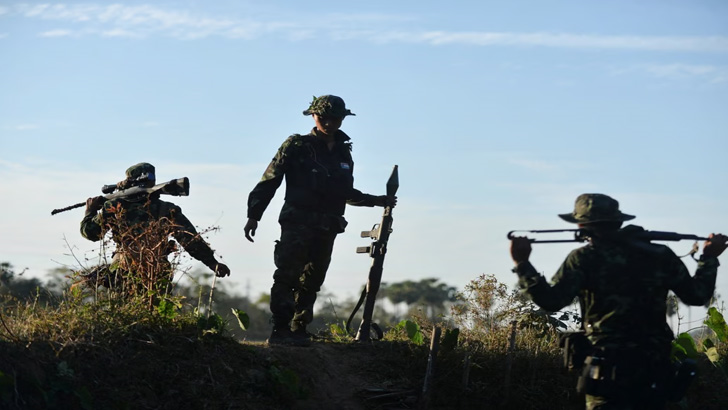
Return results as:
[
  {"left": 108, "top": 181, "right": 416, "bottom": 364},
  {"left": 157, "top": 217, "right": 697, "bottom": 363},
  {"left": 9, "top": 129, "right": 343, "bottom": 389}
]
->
[
  {"left": 44, "top": 267, "right": 74, "bottom": 295},
  {"left": 0, "top": 262, "right": 59, "bottom": 305},
  {"left": 380, "top": 278, "right": 458, "bottom": 320}
]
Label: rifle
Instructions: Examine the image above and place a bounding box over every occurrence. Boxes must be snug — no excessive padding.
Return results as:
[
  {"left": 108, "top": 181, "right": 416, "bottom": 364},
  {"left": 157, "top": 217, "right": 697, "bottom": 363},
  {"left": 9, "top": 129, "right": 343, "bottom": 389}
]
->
[
  {"left": 51, "top": 177, "right": 190, "bottom": 215},
  {"left": 347, "top": 165, "right": 399, "bottom": 342},
  {"left": 506, "top": 227, "right": 709, "bottom": 243}
]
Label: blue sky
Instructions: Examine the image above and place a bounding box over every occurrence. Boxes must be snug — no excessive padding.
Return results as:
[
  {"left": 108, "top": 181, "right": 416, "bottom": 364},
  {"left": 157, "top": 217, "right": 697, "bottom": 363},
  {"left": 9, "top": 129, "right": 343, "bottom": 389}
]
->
[{"left": 1, "top": 1, "right": 727, "bottom": 325}]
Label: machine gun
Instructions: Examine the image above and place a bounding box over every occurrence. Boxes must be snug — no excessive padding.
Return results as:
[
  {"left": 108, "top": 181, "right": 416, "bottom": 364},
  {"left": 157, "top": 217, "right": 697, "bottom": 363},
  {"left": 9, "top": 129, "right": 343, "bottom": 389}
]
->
[
  {"left": 347, "top": 165, "right": 399, "bottom": 342},
  {"left": 51, "top": 177, "right": 190, "bottom": 215}
]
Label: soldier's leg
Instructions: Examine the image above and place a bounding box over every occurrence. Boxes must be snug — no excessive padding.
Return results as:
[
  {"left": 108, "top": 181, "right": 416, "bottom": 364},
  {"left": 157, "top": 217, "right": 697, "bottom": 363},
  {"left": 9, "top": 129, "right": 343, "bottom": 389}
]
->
[
  {"left": 271, "top": 225, "right": 313, "bottom": 330},
  {"left": 291, "top": 230, "right": 337, "bottom": 332}
]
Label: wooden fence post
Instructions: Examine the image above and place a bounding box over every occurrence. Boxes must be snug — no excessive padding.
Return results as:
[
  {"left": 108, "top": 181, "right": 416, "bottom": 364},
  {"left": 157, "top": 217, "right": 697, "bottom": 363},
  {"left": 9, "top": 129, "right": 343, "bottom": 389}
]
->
[{"left": 418, "top": 326, "right": 442, "bottom": 410}]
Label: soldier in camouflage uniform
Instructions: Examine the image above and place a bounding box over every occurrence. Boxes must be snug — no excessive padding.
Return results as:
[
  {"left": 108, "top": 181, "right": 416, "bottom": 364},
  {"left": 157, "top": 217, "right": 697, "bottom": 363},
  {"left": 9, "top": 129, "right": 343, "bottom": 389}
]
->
[
  {"left": 81, "top": 163, "right": 230, "bottom": 295},
  {"left": 509, "top": 193, "right": 727, "bottom": 410},
  {"left": 244, "top": 95, "right": 396, "bottom": 346}
]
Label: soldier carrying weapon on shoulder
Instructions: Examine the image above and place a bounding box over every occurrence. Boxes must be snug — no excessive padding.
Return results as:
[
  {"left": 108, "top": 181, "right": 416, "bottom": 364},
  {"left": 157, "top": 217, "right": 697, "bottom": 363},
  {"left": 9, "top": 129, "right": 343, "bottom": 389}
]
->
[
  {"left": 79, "top": 162, "right": 229, "bottom": 296},
  {"left": 509, "top": 193, "right": 727, "bottom": 410}
]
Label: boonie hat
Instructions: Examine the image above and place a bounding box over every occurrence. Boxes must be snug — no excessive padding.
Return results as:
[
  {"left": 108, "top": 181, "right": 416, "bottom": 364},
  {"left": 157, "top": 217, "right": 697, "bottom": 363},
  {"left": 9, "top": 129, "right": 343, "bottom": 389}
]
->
[
  {"left": 125, "top": 162, "right": 156, "bottom": 182},
  {"left": 302, "top": 95, "right": 355, "bottom": 117},
  {"left": 559, "top": 193, "right": 635, "bottom": 224}
]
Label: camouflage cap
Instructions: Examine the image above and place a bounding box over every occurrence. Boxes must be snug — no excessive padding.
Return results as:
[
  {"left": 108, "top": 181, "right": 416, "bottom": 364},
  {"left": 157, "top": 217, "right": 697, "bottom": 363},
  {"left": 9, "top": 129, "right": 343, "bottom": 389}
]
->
[
  {"left": 125, "top": 162, "right": 156, "bottom": 181},
  {"left": 558, "top": 193, "right": 635, "bottom": 224},
  {"left": 302, "top": 95, "right": 355, "bottom": 117}
]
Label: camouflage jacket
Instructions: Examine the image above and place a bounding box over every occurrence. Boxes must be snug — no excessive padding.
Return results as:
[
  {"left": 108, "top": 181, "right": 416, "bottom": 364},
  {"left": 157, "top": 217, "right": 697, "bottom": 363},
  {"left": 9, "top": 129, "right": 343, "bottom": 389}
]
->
[
  {"left": 514, "top": 227, "right": 719, "bottom": 352},
  {"left": 247, "top": 128, "right": 380, "bottom": 231},
  {"left": 80, "top": 197, "right": 217, "bottom": 268}
]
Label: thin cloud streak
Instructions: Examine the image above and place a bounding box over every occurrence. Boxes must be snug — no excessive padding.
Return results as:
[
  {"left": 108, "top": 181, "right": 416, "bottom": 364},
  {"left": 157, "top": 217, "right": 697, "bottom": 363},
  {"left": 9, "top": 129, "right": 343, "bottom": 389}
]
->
[
  {"left": 39, "top": 29, "right": 72, "bottom": 37},
  {"left": 609, "top": 63, "right": 728, "bottom": 83},
  {"left": 10, "top": 4, "right": 728, "bottom": 53},
  {"left": 5, "top": 124, "right": 40, "bottom": 130},
  {"left": 402, "top": 32, "right": 728, "bottom": 53},
  {"left": 643, "top": 63, "right": 728, "bottom": 83}
]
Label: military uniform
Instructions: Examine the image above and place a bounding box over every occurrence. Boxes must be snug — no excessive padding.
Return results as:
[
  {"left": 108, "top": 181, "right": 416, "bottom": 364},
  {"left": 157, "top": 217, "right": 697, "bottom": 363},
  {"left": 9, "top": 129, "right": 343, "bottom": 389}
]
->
[
  {"left": 81, "top": 163, "right": 224, "bottom": 292},
  {"left": 511, "top": 194, "right": 721, "bottom": 410},
  {"left": 246, "top": 95, "right": 383, "bottom": 341}
]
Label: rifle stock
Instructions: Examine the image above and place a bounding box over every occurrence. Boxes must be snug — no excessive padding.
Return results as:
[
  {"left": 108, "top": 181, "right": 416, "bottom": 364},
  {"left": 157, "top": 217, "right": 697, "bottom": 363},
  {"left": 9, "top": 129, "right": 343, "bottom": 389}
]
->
[
  {"left": 51, "top": 177, "right": 190, "bottom": 215},
  {"left": 351, "top": 165, "right": 399, "bottom": 342}
]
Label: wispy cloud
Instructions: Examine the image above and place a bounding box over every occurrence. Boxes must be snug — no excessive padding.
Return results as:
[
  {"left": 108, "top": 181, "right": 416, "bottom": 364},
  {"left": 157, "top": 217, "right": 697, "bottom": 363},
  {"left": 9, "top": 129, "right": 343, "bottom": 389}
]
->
[
  {"left": 505, "top": 155, "right": 591, "bottom": 174},
  {"left": 388, "top": 32, "right": 728, "bottom": 53},
  {"left": 39, "top": 29, "right": 73, "bottom": 37},
  {"left": 9, "top": 3, "right": 728, "bottom": 53},
  {"left": 508, "top": 158, "right": 560, "bottom": 173},
  {"left": 610, "top": 63, "right": 728, "bottom": 83},
  {"left": 643, "top": 63, "right": 728, "bottom": 83},
  {"left": 6, "top": 124, "right": 40, "bottom": 131},
  {"left": 101, "top": 28, "right": 142, "bottom": 39}
]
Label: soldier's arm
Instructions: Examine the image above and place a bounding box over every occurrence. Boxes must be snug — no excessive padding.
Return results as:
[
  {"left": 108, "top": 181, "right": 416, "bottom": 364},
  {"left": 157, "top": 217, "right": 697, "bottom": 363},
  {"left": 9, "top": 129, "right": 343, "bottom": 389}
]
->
[
  {"left": 167, "top": 205, "right": 220, "bottom": 271},
  {"left": 669, "top": 248, "right": 719, "bottom": 306},
  {"left": 346, "top": 188, "right": 385, "bottom": 207},
  {"left": 79, "top": 197, "right": 107, "bottom": 241},
  {"left": 345, "top": 162, "right": 397, "bottom": 208},
  {"left": 247, "top": 139, "right": 293, "bottom": 221},
  {"left": 513, "top": 251, "right": 583, "bottom": 312}
]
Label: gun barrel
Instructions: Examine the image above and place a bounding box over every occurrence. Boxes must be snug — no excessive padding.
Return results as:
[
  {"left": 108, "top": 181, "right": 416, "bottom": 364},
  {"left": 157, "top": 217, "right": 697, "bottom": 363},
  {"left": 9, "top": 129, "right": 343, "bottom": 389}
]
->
[
  {"left": 507, "top": 229, "right": 585, "bottom": 243},
  {"left": 634, "top": 231, "right": 708, "bottom": 242},
  {"left": 51, "top": 202, "right": 86, "bottom": 215}
]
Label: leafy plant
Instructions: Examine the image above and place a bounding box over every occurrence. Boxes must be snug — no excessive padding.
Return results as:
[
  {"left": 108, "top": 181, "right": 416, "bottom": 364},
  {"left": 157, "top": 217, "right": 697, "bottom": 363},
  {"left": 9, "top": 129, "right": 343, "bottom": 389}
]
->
[
  {"left": 671, "top": 332, "right": 700, "bottom": 361},
  {"left": 705, "top": 307, "right": 728, "bottom": 342},
  {"left": 231, "top": 308, "right": 249, "bottom": 331},
  {"left": 392, "top": 319, "right": 425, "bottom": 345},
  {"left": 156, "top": 297, "right": 181, "bottom": 319},
  {"left": 197, "top": 313, "right": 226, "bottom": 336}
]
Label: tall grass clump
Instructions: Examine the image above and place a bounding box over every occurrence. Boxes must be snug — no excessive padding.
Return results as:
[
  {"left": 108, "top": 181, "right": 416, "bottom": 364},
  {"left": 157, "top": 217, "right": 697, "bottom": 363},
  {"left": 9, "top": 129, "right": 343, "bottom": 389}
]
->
[{"left": 0, "top": 215, "right": 259, "bottom": 410}]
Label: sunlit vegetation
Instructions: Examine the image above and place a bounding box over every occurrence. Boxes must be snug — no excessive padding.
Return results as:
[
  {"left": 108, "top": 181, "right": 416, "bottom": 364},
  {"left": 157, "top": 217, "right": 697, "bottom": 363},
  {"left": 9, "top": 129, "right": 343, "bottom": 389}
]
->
[{"left": 1, "top": 253, "right": 726, "bottom": 409}]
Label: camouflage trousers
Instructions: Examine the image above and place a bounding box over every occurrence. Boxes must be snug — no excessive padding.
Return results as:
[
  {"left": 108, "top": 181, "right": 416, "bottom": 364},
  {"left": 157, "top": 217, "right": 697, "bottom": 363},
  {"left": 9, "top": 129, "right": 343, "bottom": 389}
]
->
[
  {"left": 582, "top": 348, "right": 671, "bottom": 410},
  {"left": 270, "top": 223, "right": 338, "bottom": 330}
]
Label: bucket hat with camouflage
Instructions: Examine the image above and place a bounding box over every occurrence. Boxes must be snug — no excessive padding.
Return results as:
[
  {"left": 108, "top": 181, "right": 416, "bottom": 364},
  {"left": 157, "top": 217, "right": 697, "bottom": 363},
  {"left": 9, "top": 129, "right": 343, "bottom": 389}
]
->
[
  {"left": 302, "top": 95, "right": 355, "bottom": 118},
  {"left": 120, "top": 162, "right": 156, "bottom": 190},
  {"left": 125, "top": 162, "right": 156, "bottom": 181},
  {"left": 559, "top": 193, "right": 635, "bottom": 224}
]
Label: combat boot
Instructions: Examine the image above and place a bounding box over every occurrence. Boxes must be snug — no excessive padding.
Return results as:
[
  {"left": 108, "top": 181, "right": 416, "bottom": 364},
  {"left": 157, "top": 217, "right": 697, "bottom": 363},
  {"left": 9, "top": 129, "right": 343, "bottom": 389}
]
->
[
  {"left": 291, "top": 326, "right": 315, "bottom": 342},
  {"left": 267, "top": 327, "right": 311, "bottom": 347}
]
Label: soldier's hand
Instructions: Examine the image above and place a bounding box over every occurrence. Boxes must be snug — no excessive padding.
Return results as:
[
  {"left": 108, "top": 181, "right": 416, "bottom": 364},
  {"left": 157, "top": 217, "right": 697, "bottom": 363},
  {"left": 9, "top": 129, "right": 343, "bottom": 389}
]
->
[
  {"left": 214, "top": 263, "right": 231, "bottom": 278},
  {"left": 378, "top": 195, "right": 397, "bottom": 208},
  {"left": 85, "top": 196, "right": 105, "bottom": 213},
  {"left": 244, "top": 218, "right": 258, "bottom": 243},
  {"left": 510, "top": 236, "right": 532, "bottom": 265},
  {"left": 703, "top": 233, "right": 728, "bottom": 259}
]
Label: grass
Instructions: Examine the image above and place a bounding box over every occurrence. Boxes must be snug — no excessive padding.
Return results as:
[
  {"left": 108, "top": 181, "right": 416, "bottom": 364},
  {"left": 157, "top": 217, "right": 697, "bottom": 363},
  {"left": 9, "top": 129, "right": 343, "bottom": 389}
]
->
[{"left": 1, "top": 272, "right": 727, "bottom": 410}]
